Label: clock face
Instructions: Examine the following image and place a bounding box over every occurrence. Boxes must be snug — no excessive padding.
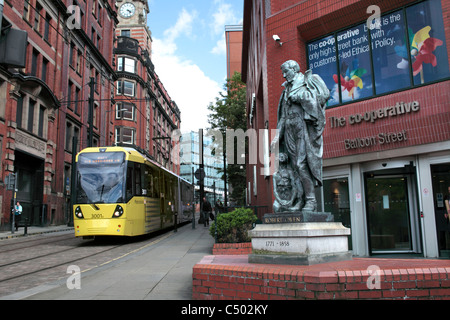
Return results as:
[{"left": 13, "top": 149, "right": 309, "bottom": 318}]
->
[{"left": 119, "top": 3, "right": 136, "bottom": 18}]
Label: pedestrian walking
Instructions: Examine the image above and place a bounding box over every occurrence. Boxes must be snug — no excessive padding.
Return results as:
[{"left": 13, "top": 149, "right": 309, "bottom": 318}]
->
[
  {"left": 202, "top": 197, "right": 212, "bottom": 227},
  {"left": 14, "top": 201, "right": 22, "bottom": 231}
]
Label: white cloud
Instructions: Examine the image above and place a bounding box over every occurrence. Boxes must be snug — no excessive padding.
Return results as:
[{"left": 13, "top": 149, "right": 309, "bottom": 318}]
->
[
  {"left": 209, "top": 0, "right": 242, "bottom": 55},
  {"left": 210, "top": 2, "right": 236, "bottom": 35},
  {"left": 152, "top": 9, "right": 222, "bottom": 133},
  {"left": 211, "top": 34, "right": 226, "bottom": 55}
]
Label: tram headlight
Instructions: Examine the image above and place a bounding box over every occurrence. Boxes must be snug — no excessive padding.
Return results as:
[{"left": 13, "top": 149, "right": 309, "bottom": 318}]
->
[
  {"left": 75, "top": 206, "right": 84, "bottom": 219},
  {"left": 112, "top": 205, "right": 124, "bottom": 218}
]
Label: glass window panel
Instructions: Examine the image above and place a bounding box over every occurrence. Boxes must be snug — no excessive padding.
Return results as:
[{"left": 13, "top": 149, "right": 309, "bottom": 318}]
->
[
  {"left": 123, "top": 80, "right": 134, "bottom": 96},
  {"left": 124, "top": 58, "right": 135, "bottom": 73},
  {"left": 337, "top": 23, "right": 373, "bottom": 102},
  {"left": 371, "top": 10, "right": 411, "bottom": 94},
  {"left": 406, "top": 0, "right": 450, "bottom": 85},
  {"left": 308, "top": 35, "right": 339, "bottom": 107},
  {"left": 323, "top": 178, "right": 352, "bottom": 250}
]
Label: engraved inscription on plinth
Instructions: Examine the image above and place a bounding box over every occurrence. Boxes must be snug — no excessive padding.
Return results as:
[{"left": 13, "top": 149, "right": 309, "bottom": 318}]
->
[{"left": 248, "top": 220, "right": 352, "bottom": 265}]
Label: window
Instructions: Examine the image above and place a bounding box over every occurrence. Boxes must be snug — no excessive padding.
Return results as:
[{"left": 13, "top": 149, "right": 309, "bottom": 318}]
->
[
  {"left": 117, "top": 57, "right": 136, "bottom": 73},
  {"left": 34, "top": 3, "right": 42, "bottom": 32},
  {"left": 74, "top": 86, "right": 80, "bottom": 114},
  {"left": 28, "top": 99, "right": 35, "bottom": 132},
  {"left": 23, "top": 0, "right": 30, "bottom": 22},
  {"left": 69, "top": 42, "right": 75, "bottom": 67},
  {"left": 116, "top": 80, "right": 135, "bottom": 97},
  {"left": 322, "top": 178, "right": 352, "bottom": 249},
  {"left": 42, "top": 58, "right": 48, "bottom": 82},
  {"left": 65, "top": 121, "right": 80, "bottom": 152},
  {"left": 307, "top": 0, "right": 450, "bottom": 107},
  {"left": 38, "top": 106, "right": 45, "bottom": 137},
  {"left": 406, "top": 0, "right": 450, "bottom": 85},
  {"left": 115, "top": 127, "right": 135, "bottom": 145},
  {"left": 44, "top": 14, "right": 51, "bottom": 42},
  {"left": 116, "top": 102, "right": 135, "bottom": 121},
  {"left": 31, "top": 49, "right": 39, "bottom": 76},
  {"left": 121, "top": 29, "right": 131, "bottom": 37},
  {"left": 16, "top": 94, "right": 24, "bottom": 128},
  {"left": 76, "top": 49, "right": 82, "bottom": 74},
  {"left": 67, "top": 81, "right": 73, "bottom": 110}
]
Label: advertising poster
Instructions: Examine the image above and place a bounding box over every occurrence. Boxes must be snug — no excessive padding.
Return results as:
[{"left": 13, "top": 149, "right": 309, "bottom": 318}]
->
[
  {"left": 308, "top": 35, "right": 339, "bottom": 107},
  {"left": 406, "top": 0, "right": 450, "bottom": 85},
  {"left": 371, "top": 10, "right": 411, "bottom": 95}
]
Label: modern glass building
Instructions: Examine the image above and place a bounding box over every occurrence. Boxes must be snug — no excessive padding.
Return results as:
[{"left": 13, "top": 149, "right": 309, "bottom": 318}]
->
[{"left": 180, "top": 131, "right": 226, "bottom": 203}]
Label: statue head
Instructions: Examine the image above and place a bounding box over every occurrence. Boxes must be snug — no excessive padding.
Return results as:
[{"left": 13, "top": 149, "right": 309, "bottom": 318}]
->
[
  {"left": 278, "top": 152, "right": 288, "bottom": 164},
  {"left": 281, "top": 60, "right": 300, "bottom": 83}
]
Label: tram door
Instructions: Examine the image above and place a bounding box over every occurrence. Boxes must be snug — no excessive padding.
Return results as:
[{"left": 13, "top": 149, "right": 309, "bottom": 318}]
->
[{"left": 366, "top": 174, "right": 420, "bottom": 254}]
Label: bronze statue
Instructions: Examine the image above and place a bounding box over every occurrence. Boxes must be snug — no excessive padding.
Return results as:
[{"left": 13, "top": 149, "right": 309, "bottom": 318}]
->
[{"left": 271, "top": 60, "right": 330, "bottom": 213}]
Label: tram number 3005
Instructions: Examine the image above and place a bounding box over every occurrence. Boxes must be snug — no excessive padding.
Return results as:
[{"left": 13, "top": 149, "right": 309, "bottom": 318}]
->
[{"left": 265, "top": 241, "right": 289, "bottom": 247}]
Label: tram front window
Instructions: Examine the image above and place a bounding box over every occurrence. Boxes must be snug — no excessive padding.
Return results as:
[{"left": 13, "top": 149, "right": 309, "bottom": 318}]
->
[{"left": 76, "top": 152, "right": 126, "bottom": 204}]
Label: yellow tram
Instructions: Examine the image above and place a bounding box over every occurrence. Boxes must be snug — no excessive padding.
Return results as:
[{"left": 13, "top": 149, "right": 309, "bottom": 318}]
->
[{"left": 73, "top": 147, "right": 194, "bottom": 238}]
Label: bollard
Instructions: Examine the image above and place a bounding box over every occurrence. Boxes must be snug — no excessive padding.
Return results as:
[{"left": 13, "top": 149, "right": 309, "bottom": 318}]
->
[{"left": 23, "top": 217, "right": 29, "bottom": 236}]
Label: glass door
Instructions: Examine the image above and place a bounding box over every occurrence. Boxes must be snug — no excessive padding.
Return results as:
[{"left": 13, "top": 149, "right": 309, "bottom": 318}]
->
[
  {"left": 366, "top": 176, "right": 413, "bottom": 253},
  {"left": 431, "top": 164, "right": 450, "bottom": 258}
]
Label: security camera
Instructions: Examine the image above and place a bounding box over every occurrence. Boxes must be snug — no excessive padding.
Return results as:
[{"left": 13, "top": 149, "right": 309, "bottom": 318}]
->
[{"left": 273, "top": 35, "right": 282, "bottom": 46}]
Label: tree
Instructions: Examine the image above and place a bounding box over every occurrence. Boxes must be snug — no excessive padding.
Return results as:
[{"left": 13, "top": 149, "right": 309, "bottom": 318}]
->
[{"left": 207, "top": 72, "right": 247, "bottom": 205}]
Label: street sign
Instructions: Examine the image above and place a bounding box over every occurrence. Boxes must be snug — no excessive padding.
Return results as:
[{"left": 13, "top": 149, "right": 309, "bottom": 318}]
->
[
  {"left": 5, "top": 173, "right": 15, "bottom": 191},
  {"left": 194, "top": 168, "right": 205, "bottom": 181}
]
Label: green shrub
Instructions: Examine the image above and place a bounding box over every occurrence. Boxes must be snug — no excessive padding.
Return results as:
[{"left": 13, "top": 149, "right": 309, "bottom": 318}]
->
[{"left": 209, "top": 208, "right": 257, "bottom": 243}]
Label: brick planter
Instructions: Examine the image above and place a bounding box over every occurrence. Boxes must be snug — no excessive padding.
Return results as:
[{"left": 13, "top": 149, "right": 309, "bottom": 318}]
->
[
  {"left": 212, "top": 243, "right": 252, "bottom": 255},
  {"left": 193, "top": 255, "right": 450, "bottom": 300}
]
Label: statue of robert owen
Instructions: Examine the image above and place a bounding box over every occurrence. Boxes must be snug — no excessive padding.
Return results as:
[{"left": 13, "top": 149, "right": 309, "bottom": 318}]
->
[{"left": 271, "top": 60, "right": 330, "bottom": 213}]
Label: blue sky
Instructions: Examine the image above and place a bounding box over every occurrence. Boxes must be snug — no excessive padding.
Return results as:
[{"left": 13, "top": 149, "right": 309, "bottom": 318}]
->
[{"left": 146, "top": 0, "right": 243, "bottom": 133}]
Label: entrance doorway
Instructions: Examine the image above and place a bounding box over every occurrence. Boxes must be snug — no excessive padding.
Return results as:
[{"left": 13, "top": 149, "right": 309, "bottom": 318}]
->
[
  {"left": 14, "top": 151, "right": 44, "bottom": 226},
  {"left": 365, "top": 171, "right": 421, "bottom": 254},
  {"left": 430, "top": 164, "right": 450, "bottom": 258}
]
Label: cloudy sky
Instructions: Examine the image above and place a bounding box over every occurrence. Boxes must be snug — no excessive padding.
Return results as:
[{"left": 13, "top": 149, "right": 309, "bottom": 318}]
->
[{"left": 147, "top": 0, "right": 243, "bottom": 133}]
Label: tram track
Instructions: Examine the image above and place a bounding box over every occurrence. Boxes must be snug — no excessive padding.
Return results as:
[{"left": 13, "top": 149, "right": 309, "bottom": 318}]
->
[
  {"left": 0, "top": 233, "right": 75, "bottom": 254},
  {"left": 0, "top": 231, "right": 171, "bottom": 298},
  {"left": 0, "top": 244, "right": 122, "bottom": 283}
]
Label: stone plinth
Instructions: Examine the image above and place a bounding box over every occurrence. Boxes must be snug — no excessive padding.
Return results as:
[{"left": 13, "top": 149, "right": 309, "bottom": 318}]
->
[{"left": 248, "top": 221, "right": 352, "bottom": 265}]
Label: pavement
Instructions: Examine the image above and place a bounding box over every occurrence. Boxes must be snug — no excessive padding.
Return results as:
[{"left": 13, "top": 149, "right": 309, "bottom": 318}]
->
[
  {"left": 1, "top": 220, "right": 449, "bottom": 301},
  {"left": 0, "top": 225, "right": 74, "bottom": 240},
  {"left": 1, "top": 220, "right": 214, "bottom": 300}
]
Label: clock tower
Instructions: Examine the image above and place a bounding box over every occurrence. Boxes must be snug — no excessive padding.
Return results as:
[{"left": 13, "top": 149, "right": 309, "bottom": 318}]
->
[{"left": 116, "top": 0, "right": 152, "bottom": 53}]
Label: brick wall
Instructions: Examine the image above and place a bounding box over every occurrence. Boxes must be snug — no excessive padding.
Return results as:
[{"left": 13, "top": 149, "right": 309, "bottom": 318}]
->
[
  {"left": 192, "top": 259, "right": 450, "bottom": 300},
  {"left": 212, "top": 243, "right": 253, "bottom": 255},
  {"left": 264, "top": 0, "right": 450, "bottom": 160}
]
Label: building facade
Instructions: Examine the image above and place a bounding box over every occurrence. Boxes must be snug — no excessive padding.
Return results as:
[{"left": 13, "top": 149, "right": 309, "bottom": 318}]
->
[
  {"left": 242, "top": 0, "right": 450, "bottom": 258},
  {"left": 0, "top": 0, "right": 181, "bottom": 230},
  {"left": 0, "top": 0, "right": 118, "bottom": 229},
  {"left": 225, "top": 25, "right": 243, "bottom": 79},
  {"left": 114, "top": 0, "right": 181, "bottom": 174}
]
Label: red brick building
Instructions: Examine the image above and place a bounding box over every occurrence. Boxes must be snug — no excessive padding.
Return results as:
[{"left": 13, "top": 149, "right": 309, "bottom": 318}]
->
[
  {"left": 114, "top": 0, "right": 181, "bottom": 174},
  {"left": 242, "top": 0, "right": 450, "bottom": 258},
  {"left": 0, "top": 0, "right": 118, "bottom": 229},
  {"left": 225, "top": 25, "right": 243, "bottom": 79}
]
